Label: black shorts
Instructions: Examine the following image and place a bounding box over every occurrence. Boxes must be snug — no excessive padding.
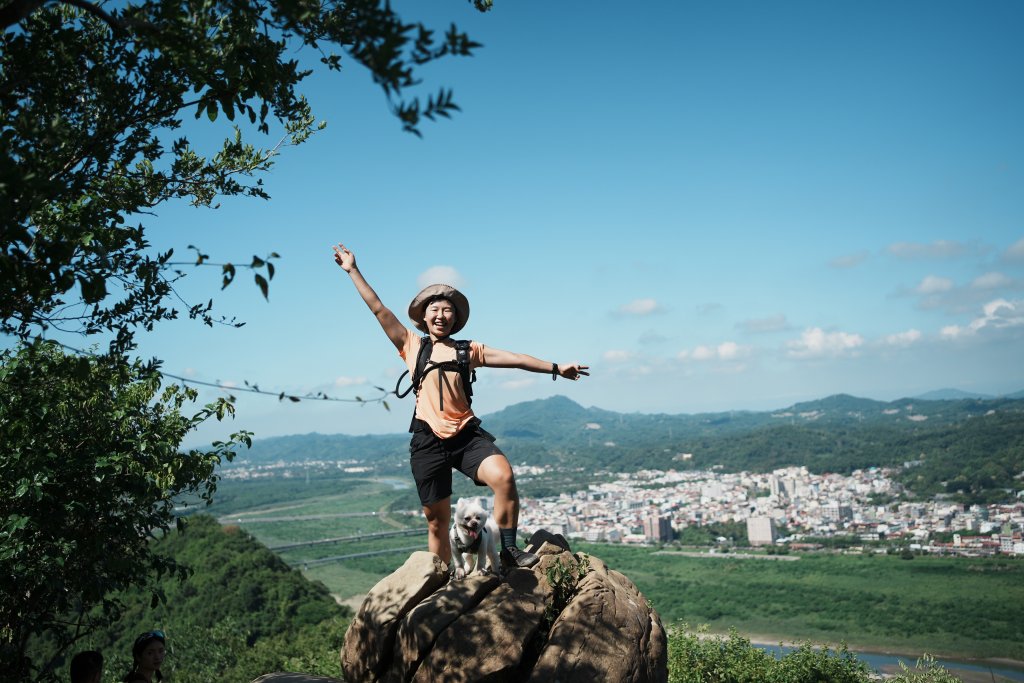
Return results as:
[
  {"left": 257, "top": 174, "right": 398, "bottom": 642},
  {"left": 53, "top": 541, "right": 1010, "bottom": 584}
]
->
[{"left": 409, "top": 418, "right": 504, "bottom": 506}]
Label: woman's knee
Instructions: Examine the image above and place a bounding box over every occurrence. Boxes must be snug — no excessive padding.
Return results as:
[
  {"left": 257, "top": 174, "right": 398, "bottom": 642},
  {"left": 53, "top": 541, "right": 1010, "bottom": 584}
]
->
[
  {"left": 422, "top": 498, "right": 451, "bottom": 529},
  {"left": 478, "top": 456, "right": 516, "bottom": 493}
]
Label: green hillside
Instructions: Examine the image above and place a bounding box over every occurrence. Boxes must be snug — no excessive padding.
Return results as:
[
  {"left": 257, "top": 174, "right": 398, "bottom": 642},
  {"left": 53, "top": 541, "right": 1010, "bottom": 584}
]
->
[
  {"left": 42, "top": 515, "right": 350, "bottom": 682},
  {"left": 35, "top": 511, "right": 971, "bottom": 683},
  {"left": 235, "top": 394, "right": 1024, "bottom": 503}
]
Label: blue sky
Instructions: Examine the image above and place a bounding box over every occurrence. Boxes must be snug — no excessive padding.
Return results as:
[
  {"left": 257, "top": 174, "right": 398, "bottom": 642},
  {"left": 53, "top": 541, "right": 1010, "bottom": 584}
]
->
[{"left": 119, "top": 0, "right": 1024, "bottom": 441}]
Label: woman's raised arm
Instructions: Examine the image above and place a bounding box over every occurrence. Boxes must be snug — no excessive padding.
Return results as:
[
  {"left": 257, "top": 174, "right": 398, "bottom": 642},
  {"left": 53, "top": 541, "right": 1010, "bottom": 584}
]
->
[{"left": 333, "top": 243, "right": 407, "bottom": 351}]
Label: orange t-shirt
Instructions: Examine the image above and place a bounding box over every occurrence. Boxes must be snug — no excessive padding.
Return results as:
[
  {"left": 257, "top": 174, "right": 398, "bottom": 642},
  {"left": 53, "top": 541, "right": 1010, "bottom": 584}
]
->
[{"left": 399, "top": 330, "right": 487, "bottom": 439}]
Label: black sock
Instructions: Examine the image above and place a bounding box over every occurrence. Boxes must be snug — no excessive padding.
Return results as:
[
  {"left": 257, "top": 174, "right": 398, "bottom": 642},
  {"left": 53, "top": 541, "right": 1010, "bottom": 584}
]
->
[{"left": 499, "top": 527, "right": 517, "bottom": 550}]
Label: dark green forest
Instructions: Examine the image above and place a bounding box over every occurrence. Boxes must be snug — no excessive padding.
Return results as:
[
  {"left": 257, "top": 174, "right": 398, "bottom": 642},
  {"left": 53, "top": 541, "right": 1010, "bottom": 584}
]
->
[{"left": 39, "top": 515, "right": 349, "bottom": 682}]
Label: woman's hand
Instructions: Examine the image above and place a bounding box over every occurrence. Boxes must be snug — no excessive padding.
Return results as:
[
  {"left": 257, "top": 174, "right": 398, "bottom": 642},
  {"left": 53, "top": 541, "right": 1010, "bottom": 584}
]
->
[
  {"left": 332, "top": 243, "right": 356, "bottom": 272},
  {"left": 556, "top": 363, "right": 590, "bottom": 381}
]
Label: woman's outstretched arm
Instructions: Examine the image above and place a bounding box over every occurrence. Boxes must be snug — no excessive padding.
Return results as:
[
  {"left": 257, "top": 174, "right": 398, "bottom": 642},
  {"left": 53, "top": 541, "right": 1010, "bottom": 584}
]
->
[
  {"left": 482, "top": 346, "right": 589, "bottom": 381},
  {"left": 333, "top": 243, "right": 406, "bottom": 351}
]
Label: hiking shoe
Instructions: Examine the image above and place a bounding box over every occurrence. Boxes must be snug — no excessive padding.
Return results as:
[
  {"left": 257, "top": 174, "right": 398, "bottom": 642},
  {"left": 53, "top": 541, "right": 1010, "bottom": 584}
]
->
[{"left": 500, "top": 546, "right": 539, "bottom": 569}]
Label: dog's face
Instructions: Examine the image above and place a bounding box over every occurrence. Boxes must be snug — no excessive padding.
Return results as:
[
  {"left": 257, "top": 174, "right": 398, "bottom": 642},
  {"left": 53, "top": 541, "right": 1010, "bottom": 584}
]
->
[{"left": 454, "top": 498, "right": 488, "bottom": 541}]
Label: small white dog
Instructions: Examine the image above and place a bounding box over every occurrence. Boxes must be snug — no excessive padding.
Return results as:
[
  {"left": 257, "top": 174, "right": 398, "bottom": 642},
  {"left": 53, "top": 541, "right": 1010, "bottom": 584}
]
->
[{"left": 449, "top": 497, "right": 500, "bottom": 579}]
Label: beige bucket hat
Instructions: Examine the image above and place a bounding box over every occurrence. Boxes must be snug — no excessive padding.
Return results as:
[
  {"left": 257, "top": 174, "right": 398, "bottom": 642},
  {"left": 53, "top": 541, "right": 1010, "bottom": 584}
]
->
[{"left": 408, "top": 284, "right": 470, "bottom": 334}]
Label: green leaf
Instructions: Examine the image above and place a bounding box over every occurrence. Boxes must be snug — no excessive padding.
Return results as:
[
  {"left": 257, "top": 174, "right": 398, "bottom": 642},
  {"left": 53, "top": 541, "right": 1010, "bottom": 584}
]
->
[
  {"left": 222, "top": 263, "right": 236, "bottom": 289},
  {"left": 254, "top": 273, "right": 269, "bottom": 300}
]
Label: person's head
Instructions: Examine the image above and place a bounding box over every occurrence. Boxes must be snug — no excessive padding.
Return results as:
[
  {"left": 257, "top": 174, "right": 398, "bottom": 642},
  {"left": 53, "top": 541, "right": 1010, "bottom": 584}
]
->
[
  {"left": 70, "top": 650, "right": 103, "bottom": 683},
  {"left": 408, "top": 284, "right": 470, "bottom": 338},
  {"left": 130, "top": 630, "right": 165, "bottom": 680}
]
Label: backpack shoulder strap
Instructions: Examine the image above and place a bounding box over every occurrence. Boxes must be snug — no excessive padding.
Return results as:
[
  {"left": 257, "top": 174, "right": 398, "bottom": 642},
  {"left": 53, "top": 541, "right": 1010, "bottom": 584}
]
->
[
  {"left": 394, "top": 335, "right": 433, "bottom": 399},
  {"left": 453, "top": 339, "right": 475, "bottom": 404}
]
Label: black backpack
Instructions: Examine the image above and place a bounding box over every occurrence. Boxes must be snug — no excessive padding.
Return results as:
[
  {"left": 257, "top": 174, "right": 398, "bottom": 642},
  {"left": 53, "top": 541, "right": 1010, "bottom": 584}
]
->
[{"left": 395, "top": 336, "right": 476, "bottom": 415}]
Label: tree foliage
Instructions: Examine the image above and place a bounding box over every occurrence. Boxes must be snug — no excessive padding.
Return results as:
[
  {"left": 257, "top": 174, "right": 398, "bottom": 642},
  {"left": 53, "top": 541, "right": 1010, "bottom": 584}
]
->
[
  {"left": 666, "top": 625, "right": 962, "bottom": 683},
  {"left": 2, "top": 3, "right": 487, "bottom": 678},
  {"left": 0, "top": 341, "right": 251, "bottom": 680},
  {"left": 1, "top": 0, "right": 485, "bottom": 353},
  {"left": 40, "top": 515, "right": 349, "bottom": 682},
  {"left": 668, "top": 625, "right": 869, "bottom": 683}
]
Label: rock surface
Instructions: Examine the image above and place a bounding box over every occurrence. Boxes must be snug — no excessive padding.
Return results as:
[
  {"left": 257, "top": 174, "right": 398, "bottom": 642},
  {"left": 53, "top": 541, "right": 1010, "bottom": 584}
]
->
[
  {"left": 341, "top": 551, "right": 449, "bottom": 682},
  {"left": 341, "top": 537, "right": 668, "bottom": 683}
]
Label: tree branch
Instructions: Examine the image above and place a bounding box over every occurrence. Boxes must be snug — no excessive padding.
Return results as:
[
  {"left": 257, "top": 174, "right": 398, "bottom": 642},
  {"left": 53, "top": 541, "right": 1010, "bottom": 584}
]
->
[
  {"left": 60, "top": 0, "right": 126, "bottom": 33},
  {"left": 0, "top": 0, "right": 46, "bottom": 30}
]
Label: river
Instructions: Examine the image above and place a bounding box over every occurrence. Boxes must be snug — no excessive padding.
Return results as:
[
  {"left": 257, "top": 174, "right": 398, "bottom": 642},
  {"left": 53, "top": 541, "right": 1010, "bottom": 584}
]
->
[{"left": 757, "top": 644, "right": 1024, "bottom": 681}]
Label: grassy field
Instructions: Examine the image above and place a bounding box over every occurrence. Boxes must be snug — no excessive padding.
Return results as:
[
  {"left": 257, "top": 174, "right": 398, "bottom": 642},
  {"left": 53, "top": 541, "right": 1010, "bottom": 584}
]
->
[
  {"left": 207, "top": 475, "right": 430, "bottom": 583},
  {"left": 577, "top": 543, "right": 1024, "bottom": 661},
  {"left": 204, "top": 473, "right": 1024, "bottom": 663}
]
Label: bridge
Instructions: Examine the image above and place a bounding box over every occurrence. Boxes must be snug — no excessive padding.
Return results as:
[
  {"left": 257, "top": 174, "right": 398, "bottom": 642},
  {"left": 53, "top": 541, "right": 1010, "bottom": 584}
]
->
[{"left": 269, "top": 527, "right": 422, "bottom": 551}]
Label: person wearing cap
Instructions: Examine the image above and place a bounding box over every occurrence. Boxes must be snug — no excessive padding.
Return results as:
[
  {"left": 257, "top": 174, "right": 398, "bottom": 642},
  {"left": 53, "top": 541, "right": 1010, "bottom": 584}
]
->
[
  {"left": 333, "top": 243, "right": 589, "bottom": 570},
  {"left": 123, "top": 630, "right": 165, "bottom": 682}
]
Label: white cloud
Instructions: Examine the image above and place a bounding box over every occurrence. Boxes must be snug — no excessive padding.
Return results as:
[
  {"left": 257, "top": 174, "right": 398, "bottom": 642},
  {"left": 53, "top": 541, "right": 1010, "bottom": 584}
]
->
[
  {"left": 785, "top": 327, "right": 864, "bottom": 358},
  {"left": 971, "top": 272, "right": 1013, "bottom": 290},
  {"left": 883, "top": 329, "right": 922, "bottom": 347},
  {"left": 603, "top": 349, "right": 634, "bottom": 363},
  {"left": 417, "top": 266, "right": 465, "bottom": 289},
  {"left": 617, "top": 298, "right": 662, "bottom": 316},
  {"left": 940, "top": 299, "right": 1024, "bottom": 340},
  {"left": 898, "top": 270, "right": 1019, "bottom": 314},
  {"left": 182, "top": 367, "right": 197, "bottom": 378},
  {"left": 691, "top": 345, "right": 715, "bottom": 361},
  {"left": 738, "top": 314, "right": 789, "bottom": 334},
  {"left": 829, "top": 251, "right": 870, "bottom": 269},
  {"left": 334, "top": 376, "right": 367, "bottom": 388},
  {"left": 887, "top": 240, "right": 969, "bottom": 260},
  {"left": 983, "top": 298, "right": 1020, "bottom": 322},
  {"left": 1003, "top": 238, "right": 1024, "bottom": 263},
  {"left": 717, "top": 341, "right": 743, "bottom": 360},
  {"left": 940, "top": 324, "right": 966, "bottom": 340},
  {"left": 915, "top": 275, "right": 954, "bottom": 294},
  {"left": 680, "top": 341, "right": 750, "bottom": 362}
]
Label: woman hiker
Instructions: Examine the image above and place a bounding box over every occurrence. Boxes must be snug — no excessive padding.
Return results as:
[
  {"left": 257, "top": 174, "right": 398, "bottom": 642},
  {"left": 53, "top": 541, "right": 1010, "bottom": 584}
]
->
[
  {"left": 122, "top": 630, "right": 165, "bottom": 683},
  {"left": 333, "top": 243, "right": 589, "bottom": 570}
]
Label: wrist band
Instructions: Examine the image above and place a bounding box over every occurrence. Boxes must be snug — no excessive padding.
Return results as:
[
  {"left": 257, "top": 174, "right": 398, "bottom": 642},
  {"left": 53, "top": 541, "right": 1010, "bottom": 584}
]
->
[{"left": 551, "top": 362, "right": 558, "bottom": 380}]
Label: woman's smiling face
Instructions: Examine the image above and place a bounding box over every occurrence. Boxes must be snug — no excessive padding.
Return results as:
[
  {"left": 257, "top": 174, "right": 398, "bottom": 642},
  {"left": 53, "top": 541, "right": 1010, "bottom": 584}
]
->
[{"left": 423, "top": 298, "right": 457, "bottom": 338}]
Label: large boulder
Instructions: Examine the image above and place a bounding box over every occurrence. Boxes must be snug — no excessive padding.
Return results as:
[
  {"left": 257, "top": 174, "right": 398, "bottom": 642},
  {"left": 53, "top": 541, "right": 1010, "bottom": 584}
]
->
[
  {"left": 341, "top": 551, "right": 449, "bottom": 682},
  {"left": 342, "top": 536, "right": 667, "bottom": 683}
]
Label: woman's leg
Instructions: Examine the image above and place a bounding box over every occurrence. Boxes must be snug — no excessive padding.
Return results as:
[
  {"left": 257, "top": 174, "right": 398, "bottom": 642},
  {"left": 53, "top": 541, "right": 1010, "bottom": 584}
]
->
[
  {"left": 475, "top": 453, "right": 518, "bottom": 529},
  {"left": 422, "top": 496, "right": 452, "bottom": 565},
  {"left": 476, "top": 453, "right": 538, "bottom": 567}
]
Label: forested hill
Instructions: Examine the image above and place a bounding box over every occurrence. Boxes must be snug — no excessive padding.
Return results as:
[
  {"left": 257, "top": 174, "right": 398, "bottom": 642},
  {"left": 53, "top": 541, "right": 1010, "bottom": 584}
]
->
[
  {"left": 49, "top": 515, "right": 349, "bottom": 681},
  {"left": 237, "top": 393, "right": 1024, "bottom": 503}
]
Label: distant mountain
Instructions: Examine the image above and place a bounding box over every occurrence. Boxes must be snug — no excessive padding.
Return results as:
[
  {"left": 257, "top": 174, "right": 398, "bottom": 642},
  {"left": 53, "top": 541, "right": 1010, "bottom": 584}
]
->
[
  {"left": 240, "top": 431, "right": 407, "bottom": 465},
  {"left": 234, "top": 392, "right": 1024, "bottom": 503},
  {"left": 1004, "top": 389, "right": 1024, "bottom": 399},
  {"left": 914, "top": 388, "right": 997, "bottom": 401},
  {"left": 239, "top": 390, "right": 1021, "bottom": 454}
]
